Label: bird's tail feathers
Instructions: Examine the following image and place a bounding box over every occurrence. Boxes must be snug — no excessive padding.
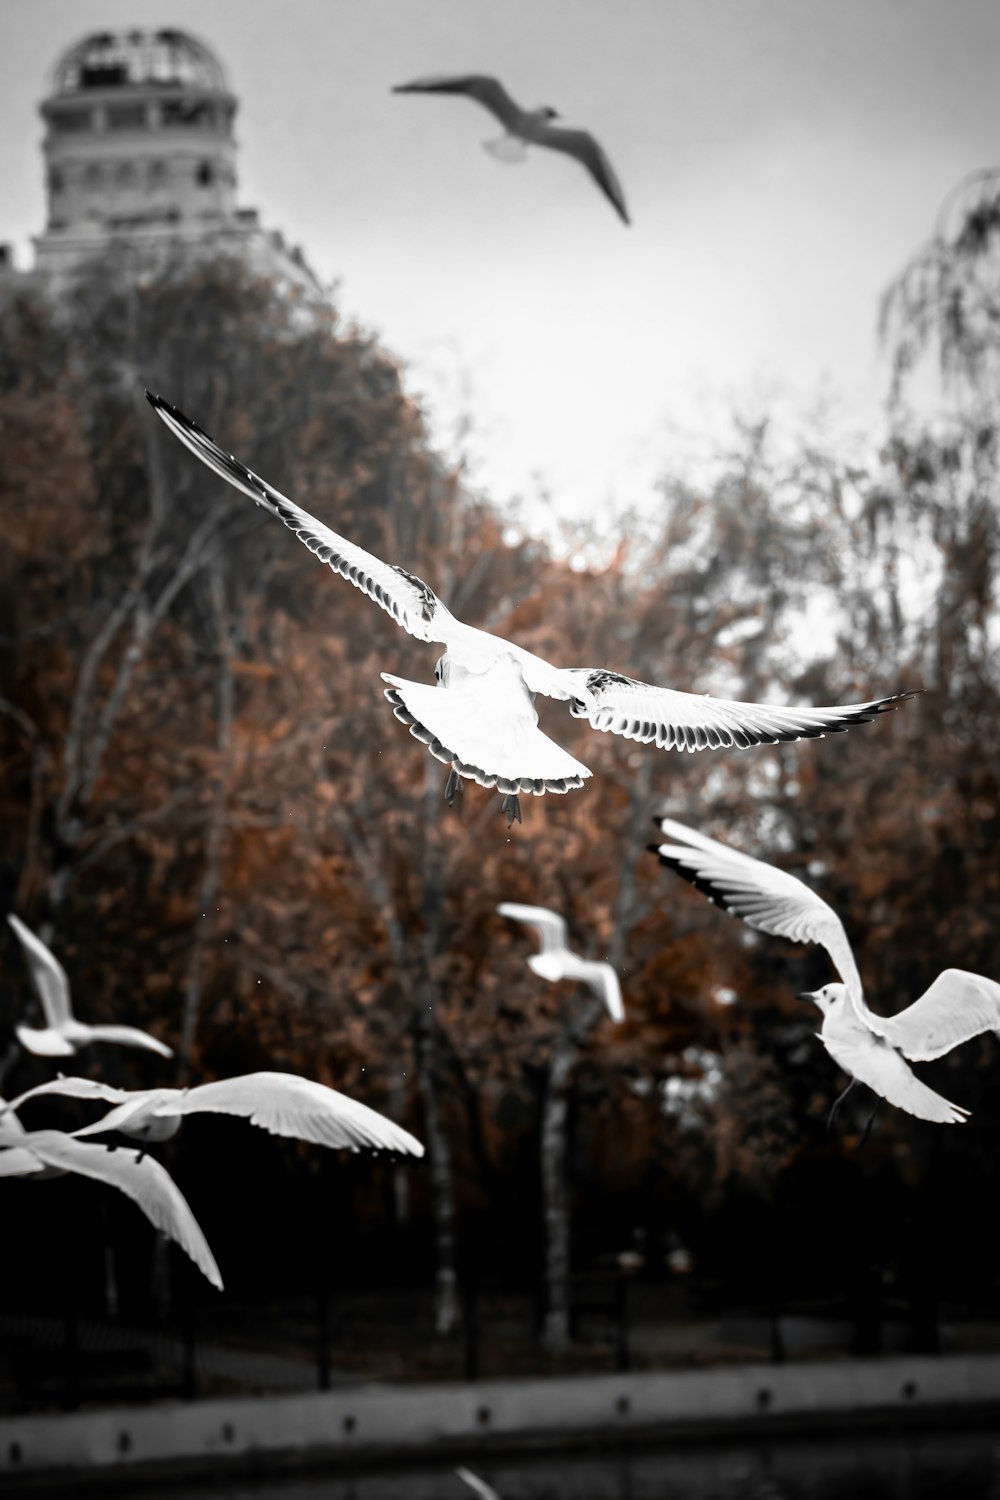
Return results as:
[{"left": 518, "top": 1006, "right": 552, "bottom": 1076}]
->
[{"left": 887, "top": 1071, "right": 970, "bottom": 1125}]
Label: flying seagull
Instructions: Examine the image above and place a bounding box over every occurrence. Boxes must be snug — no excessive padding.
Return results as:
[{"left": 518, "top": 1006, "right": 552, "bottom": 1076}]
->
[
  {"left": 650, "top": 817, "right": 1000, "bottom": 1128},
  {"left": 498, "top": 902, "right": 624, "bottom": 1022},
  {"left": 7, "top": 914, "right": 173, "bottom": 1059},
  {"left": 146, "top": 392, "right": 913, "bottom": 828},
  {"left": 392, "top": 74, "right": 630, "bottom": 225},
  {"left": 0, "top": 1100, "right": 222, "bottom": 1288},
  {"left": 5, "top": 1071, "right": 425, "bottom": 1157}
]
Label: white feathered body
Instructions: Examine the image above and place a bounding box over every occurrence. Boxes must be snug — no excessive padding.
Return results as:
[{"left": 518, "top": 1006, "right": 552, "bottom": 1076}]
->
[{"left": 817, "top": 1003, "right": 969, "bottom": 1126}]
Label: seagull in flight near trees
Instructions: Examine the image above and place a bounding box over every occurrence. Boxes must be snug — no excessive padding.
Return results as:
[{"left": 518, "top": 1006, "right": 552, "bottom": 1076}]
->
[
  {"left": 498, "top": 902, "right": 624, "bottom": 1021},
  {"left": 0, "top": 1098, "right": 222, "bottom": 1288},
  {"left": 392, "top": 74, "right": 630, "bottom": 225},
  {"left": 5, "top": 1072, "right": 424, "bottom": 1158},
  {"left": 147, "top": 392, "right": 913, "bottom": 828},
  {"left": 651, "top": 817, "right": 1000, "bottom": 1129},
  {"left": 7, "top": 914, "right": 173, "bottom": 1059}
]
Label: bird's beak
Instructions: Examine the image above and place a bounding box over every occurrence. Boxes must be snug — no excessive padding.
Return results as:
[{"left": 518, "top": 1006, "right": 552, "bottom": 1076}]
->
[{"left": 797, "top": 990, "right": 817, "bottom": 1004}]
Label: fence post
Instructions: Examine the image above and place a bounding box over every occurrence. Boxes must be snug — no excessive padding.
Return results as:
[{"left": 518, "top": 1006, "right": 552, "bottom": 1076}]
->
[
  {"left": 615, "top": 1274, "right": 631, "bottom": 1373},
  {"left": 463, "top": 1277, "right": 479, "bottom": 1382},
  {"left": 317, "top": 1283, "right": 331, "bottom": 1390},
  {"left": 61, "top": 1301, "right": 80, "bottom": 1411},
  {"left": 180, "top": 1293, "right": 197, "bottom": 1400}
]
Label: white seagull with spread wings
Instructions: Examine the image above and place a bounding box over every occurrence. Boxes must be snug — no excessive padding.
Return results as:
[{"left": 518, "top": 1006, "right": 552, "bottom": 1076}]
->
[
  {"left": 0, "top": 1098, "right": 222, "bottom": 1288},
  {"left": 651, "top": 817, "right": 1000, "bottom": 1128},
  {"left": 392, "top": 73, "right": 630, "bottom": 225},
  {"left": 498, "top": 902, "right": 624, "bottom": 1022},
  {"left": 7, "top": 914, "right": 173, "bottom": 1059},
  {"left": 147, "top": 392, "right": 913, "bottom": 827},
  {"left": 5, "top": 1071, "right": 424, "bottom": 1157}
]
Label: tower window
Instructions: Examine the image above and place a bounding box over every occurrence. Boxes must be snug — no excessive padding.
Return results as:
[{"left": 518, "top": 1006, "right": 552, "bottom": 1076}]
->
[
  {"left": 50, "top": 108, "right": 92, "bottom": 134},
  {"left": 84, "top": 162, "right": 104, "bottom": 187},
  {"left": 196, "top": 161, "right": 214, "bottom": 187},
  {"left": 80, "top": 64, "right": 127, "bottom": 89},
  {"left": 49, "top": 168, "right": 65, "bottom": 193},
  {"left": 162, "top": 99, "right": 212, "bottom": 127},
  {"left": 107, "top": 102, "right": 147, "bottom": 130}
]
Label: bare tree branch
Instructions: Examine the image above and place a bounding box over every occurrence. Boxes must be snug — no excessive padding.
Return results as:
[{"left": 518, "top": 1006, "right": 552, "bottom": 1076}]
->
[
  {"left": 74, "top": 781, "right": 210, "bottom": 873},
  {"left": 77, "top": 501, "right": 228, "bottom": 811},
  {"left": 0, "top": 698, "right": 52, "bottom": 907}
]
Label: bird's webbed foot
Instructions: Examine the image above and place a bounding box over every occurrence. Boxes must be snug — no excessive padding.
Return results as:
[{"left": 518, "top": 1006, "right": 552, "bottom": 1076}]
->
[
  {"left": 500, "top": 793, "right": 522, "bottom": 827},
  {"left": 444, "top": 768, "right": 464, "bottom": 808}
]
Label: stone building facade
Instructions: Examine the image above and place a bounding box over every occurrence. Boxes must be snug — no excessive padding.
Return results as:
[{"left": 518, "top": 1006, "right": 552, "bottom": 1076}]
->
[{"left": 4, "top": 28, "right": 321, "bottom": 295}]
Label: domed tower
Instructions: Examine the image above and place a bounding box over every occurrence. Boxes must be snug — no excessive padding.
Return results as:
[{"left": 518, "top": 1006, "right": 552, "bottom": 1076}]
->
[
  {"left": 36, "top": 30, "right": 237, "bottom": 275},
  {"left": 30, "top": 28, "right": 319, "bottom": 292}
]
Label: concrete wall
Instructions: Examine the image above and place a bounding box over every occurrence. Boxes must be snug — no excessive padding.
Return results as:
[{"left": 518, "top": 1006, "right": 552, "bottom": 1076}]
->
[{"left": 2, "top": 1353, "right": 1000, "bottom": 1489}]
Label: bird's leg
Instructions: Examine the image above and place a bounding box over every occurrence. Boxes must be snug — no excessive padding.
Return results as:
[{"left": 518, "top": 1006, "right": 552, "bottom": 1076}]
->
[
  {"left": 134, "top": 1130, "right": 151, "bottom": 1165},
  {"left": 444, "top": 768, "right": 463, "bottom": 808},
  {"left": 500, "top": 793, "right": 522, "bottom": 828},
  {"left": 827, "top": 1078, "right": 856, "bottom": 1132},
  {"left": 858, "top": 1099, "right": 881, "bottom": 1148}
]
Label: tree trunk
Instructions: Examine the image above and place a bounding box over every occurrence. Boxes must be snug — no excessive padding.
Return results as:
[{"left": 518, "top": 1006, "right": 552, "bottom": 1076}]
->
[
  {"left": 387, "top": 1068, "right": 411, "bottom": 1226},
  {"left": 176, "top": 568, "right": 242, "bottom": 1081},
  {"left": 414, "top": 992, "right": 459, "bottom": 1335},
  {"left": 540, "top": 991, "right": 606, "bottom": 1355}
]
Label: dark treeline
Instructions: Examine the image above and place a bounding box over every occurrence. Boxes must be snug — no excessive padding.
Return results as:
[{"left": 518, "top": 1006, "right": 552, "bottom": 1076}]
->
[{"left": 1, "top": 241, "right": 999, "bottom": 1361}]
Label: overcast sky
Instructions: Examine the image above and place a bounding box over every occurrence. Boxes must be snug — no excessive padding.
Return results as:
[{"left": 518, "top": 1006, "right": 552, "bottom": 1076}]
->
[{"left": 3, "top": 1, "right": 998, "bottom": 520}]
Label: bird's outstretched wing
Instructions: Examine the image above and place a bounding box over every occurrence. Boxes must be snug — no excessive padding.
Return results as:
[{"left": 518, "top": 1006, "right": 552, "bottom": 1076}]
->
[
  {"left": 580, "top": 960, "right": 625, "bottom": 1023},
  {"left": 85, "top": 1024, "right": 173, "bottom": 1057},
  {"left": 155, "top": 1072, "right": 424, "bottom": 1157},
  {"left": 6, "top": 1077, "right": 131, "bottom": 1114},
  {"left": 651, "top": 818, "right": 866, "bottom": 1013},
  {"left": 877, "top": 969, "right": 1000, "bottom": 1062},
  {"left": 7, "top": 915, "right": 72, "bottom": 1028},
  {"left": 497, "top": 902, "right": 569, "bottom": 955},
  {"left": 535, "top": 125, "right": 630, "bottom": 224},
  {"left": 392, "top": 75, "right": 520, "bottom": 128},
  {"left": 12, "top": 1130, "right": 223, "bottom": 1288},
  {"left": 569, "top": 673, "right": 914, "bottom": 752},
  {"left": 146, "top": 393, "right": 453, "bottom": 646}
]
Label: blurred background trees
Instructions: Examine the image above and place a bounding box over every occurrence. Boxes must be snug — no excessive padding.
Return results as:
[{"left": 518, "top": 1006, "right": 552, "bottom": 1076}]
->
[{"left": 2, "top": 216, "right": 1000, "bottom": 1371}]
